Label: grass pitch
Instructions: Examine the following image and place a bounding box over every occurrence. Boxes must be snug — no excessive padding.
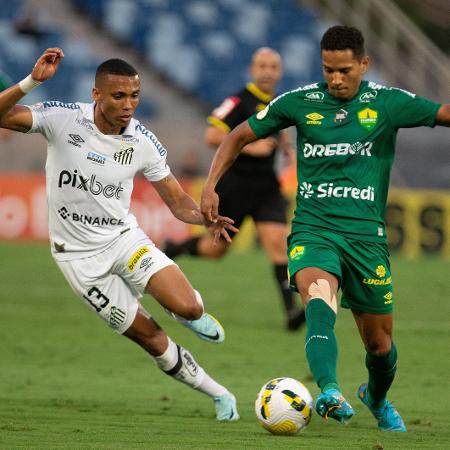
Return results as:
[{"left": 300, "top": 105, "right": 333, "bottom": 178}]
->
[{"left": 0, "top": 242, "right": 449, "bottom": 449}]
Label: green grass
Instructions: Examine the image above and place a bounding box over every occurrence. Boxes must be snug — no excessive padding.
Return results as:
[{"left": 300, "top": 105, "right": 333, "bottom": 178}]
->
[{"left": 0, "top": 242, "right": 449, "bottom": 449}]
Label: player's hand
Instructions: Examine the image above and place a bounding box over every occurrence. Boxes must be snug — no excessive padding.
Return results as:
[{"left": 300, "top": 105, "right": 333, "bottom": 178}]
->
[
  {"left": 31, "top": 48, "right": 64, "bottom": 81},
  {"left": 206, "top": 215, "right": 239, "bottom": 244},
  {"left": 201, "top": 188, "right": 219, "bottom": 223}
]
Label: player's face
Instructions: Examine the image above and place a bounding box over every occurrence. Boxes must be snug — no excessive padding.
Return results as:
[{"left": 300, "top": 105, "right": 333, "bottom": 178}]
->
[
  {"left": 322, "top": 50, "right": 368, "bottom": 100},
  {"left": 92, "top": 74, "right": 140, "bottom": 134},
  {"left": 250, "top": 51, "right": 282, "bottom": 94}
]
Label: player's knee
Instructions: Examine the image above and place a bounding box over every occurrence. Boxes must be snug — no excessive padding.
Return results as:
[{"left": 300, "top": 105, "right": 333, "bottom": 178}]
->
[
  {"left": 365, "top": 336, "right": 392, "bottom": 356},
  {"left": 177, "top": 292, "right": 203, "bottom": 320}
]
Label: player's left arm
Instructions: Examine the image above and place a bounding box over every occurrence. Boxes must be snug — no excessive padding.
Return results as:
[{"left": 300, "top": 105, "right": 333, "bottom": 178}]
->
[
  {"left": 435, "top": 104, "right": 450, "bottom": 127},
  {"left": 152, "top": 174, "right": 238, "bottom": 242}
]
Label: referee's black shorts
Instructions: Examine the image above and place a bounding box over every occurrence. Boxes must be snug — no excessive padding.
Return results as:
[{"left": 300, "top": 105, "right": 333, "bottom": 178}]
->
[{"left": 216, "top": 171, "right": 288, "bottom": 237}]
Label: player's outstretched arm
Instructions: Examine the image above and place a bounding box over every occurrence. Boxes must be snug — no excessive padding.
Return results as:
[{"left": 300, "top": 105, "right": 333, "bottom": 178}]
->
[
  {"left": 436, "top": 104, "right": 450, "bottom": 127},
  {"left": 201, "top": 121, "right": 257, "bottom": 222},
  {"left": 0, "top": 47, "right": 64, "bottom": 133},
  {"left": 152, "top": 174, "right": 238, "bottom": 243}
]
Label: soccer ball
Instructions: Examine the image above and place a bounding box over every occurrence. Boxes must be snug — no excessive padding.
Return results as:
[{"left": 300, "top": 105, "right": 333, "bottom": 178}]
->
[{"left": 255, "top": 377, "right": 313, "bottom": 435}]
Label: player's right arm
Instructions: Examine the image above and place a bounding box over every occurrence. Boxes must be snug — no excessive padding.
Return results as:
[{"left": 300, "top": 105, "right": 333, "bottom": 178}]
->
[
  {"left": 205, "top": 124, "right": 277, "bottom": 157},
  {"left": 0, "top": 48, "right": 64, "bottom": 133},
  {"left": 201, "top": 121, "right": 258, "bottom": 222}
]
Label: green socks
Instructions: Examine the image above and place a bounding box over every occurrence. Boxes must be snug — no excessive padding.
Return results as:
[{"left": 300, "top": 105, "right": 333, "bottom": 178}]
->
[
  {"left": 305, "top": 298, "right": 339, "bottom": 392},
  {"left": 365, "top": 343, "right": 397, "bottom": 408}
]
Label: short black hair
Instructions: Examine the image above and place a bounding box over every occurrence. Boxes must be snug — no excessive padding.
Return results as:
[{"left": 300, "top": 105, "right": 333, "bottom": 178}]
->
[
  {"left": 320, "top": 25, "right": 365, "bottom": 60},
  {"left": 95, "top": 58, "right": 138, "bottom": 84}
]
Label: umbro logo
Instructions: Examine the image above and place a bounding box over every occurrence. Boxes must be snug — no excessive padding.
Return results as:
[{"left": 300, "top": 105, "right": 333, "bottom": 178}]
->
[{"left": 68, "top": 134, "right": 85, "bottom": 147}]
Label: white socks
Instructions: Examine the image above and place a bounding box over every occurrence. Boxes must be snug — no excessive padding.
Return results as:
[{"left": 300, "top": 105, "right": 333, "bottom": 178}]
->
[{"left": 152, "top": 338, "right": 227, "bottom": 397}]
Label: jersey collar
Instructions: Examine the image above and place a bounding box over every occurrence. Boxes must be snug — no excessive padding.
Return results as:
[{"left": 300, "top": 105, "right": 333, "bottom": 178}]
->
[{"left": 246, "top": 82, "right": 273, "bottom": 103}]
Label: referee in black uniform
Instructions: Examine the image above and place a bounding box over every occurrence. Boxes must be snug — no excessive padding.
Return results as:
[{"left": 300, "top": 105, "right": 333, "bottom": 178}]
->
[{"left": 165, "top": 48, "right": 305, "bottom": 331}]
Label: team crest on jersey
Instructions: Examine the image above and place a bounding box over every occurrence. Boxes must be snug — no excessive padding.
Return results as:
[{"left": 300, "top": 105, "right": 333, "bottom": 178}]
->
[
  {"left": 357, "top": 108, "right": 378, "bottom": 131},
  {"left": 334, "top": 109, "right": 348, "bottom": 123},
  {"left": 289, "top": 246, "right": 305, "bottom": 260},
  {"left": 305, "top": 112, "right": 324, "bottom": 125},
  {"left": 114, "top": 146, "right": 134, "bottom": 165}
]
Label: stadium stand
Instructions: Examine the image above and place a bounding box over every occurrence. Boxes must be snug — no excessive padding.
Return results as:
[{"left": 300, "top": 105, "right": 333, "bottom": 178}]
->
[
  {"left": 72, "top": 0, "right": 325, "bottom": 106},
  {"left": 0, "top": 0, "right": 155, "bottom": 117}
]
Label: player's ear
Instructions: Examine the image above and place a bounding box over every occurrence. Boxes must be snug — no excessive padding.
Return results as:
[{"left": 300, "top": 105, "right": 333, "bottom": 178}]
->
[
  {"left": 361, "top": 56, "right": 369, "bottom": 74},
  {"left": 92, "top": 87, "right": 100, "bottom": 102}
]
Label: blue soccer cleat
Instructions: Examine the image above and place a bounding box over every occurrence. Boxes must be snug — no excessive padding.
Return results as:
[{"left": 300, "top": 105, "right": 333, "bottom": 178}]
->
[
  {"left": 357, "top": 383, "right": 407, "bottom": 432},
  {"left": 214, "top": 392, "right": 240, "bottom": 421},
  {"left": 182, "top": 313, "right": 225, "bottom": 344},
  {"left": 315, "top": 389, "right": 355, "bottom": 423}
]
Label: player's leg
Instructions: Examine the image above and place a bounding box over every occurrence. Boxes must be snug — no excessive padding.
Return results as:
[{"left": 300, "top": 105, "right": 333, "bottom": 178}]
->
[
  {"left": 294, "top": 267, "right": 354, "bottom": 423},
  {"left": 288, "top": 231, "right": 354, "bottom": 423},
  {"left": 353, "top": 312, "right": 406, "bottom": 431},
  {"left": 163, "top": 232, "right": 230, "bottom": 259},
  {"left": 123, "top": 307, "right": 239, "bottom": 421},
  {"left": 113, "top": 228, "right": 225, "bottom": 343},
  {"left": 144, "top": 264, "right": 225, "bottom": 343},
  {"left": 339, "top": 239, "right": 405, "bottom": 431},
  {"left": 256, "top": 221, "right": 305, "bottom": 330}
]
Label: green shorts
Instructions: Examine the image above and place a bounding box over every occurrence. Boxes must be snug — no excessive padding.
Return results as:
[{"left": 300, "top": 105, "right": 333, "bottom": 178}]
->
[{"left": 287, "top": 230, "right": 394, "bottom": 314}]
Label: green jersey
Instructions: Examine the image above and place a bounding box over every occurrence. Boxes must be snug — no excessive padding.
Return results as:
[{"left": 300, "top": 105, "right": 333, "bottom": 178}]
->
[
  {"left": 0, "top": 71, "right": 11, "bottom": 91},
  {"left": 248, "top": 80, "right": 440, "bottom": 242}
]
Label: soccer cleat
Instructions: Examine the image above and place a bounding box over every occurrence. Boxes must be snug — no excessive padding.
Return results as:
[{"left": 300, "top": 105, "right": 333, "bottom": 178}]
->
[
  {"left": 214, "top": 392, "right": 240, "bottom": 421},
  {"left": 357, "top": 383, "right": 407, "bottom": 432},
  {"left": 182, "top": 313, "right": 225, "bottom": 344},
  {"left": 315, "top": 389, "right": 355, "bottom": 423}
]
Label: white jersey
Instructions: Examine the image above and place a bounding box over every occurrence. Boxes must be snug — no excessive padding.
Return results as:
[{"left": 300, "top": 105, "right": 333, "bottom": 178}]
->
[{"left": 28, "top": 101, "right": 170, "bottom": 261}]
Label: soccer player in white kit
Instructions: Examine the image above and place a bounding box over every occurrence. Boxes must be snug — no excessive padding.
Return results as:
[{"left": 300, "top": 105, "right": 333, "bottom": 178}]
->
[{"left": 0, "top": 48, "right": 240, "bottom": 421}]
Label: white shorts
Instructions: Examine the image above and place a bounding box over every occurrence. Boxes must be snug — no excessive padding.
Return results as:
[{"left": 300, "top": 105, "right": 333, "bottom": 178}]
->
[{"left": 55, "top": 227, "right": 175, "bottom": 334}]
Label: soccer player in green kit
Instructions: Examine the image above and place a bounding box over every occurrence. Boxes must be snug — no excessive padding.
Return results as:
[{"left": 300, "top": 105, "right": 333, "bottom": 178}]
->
[{"left": 201, "top": 25, "right": 450, "bottom": 431}]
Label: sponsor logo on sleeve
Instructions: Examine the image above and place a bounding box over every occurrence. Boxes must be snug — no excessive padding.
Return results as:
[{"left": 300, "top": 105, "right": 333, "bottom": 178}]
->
[
  {"left": 359, "top": 91, "right": 378, "bottom": 102},
  {"left": 289, "top": 246, "right": 305, "bottom": 260},
  {"left": 305, "top": 91, "right": 324, "bottom": 102}
]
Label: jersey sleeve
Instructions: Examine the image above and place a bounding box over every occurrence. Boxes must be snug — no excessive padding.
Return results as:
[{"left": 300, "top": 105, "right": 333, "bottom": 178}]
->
[
  {"left": 384, "top": 88, "right": 441, "bottom": 129},
  {"left": 141, "top": 133, "right": 171, "bottom": 182},
  {"left": 248, "top": 93, "right": 296, "bottom": 138},
  {"left": 28, "top": 102, "right": 77, "bottom": 141},
  {"left": 207, "top": 95, "right": 246, "bottom": 132}
]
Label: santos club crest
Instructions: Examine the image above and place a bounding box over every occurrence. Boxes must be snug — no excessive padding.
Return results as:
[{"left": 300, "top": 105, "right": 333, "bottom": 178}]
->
[{"left": 114, "top": 146, "right": 134, "bottom": 165}]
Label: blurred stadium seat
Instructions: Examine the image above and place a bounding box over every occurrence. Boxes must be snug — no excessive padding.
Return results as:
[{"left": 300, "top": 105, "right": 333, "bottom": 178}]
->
[
  {"left": 72, "top": 0, "right": 324, "bottom": 105},
  {"left": 0, "top": 0, "right": 155, "bottom": 118}
]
